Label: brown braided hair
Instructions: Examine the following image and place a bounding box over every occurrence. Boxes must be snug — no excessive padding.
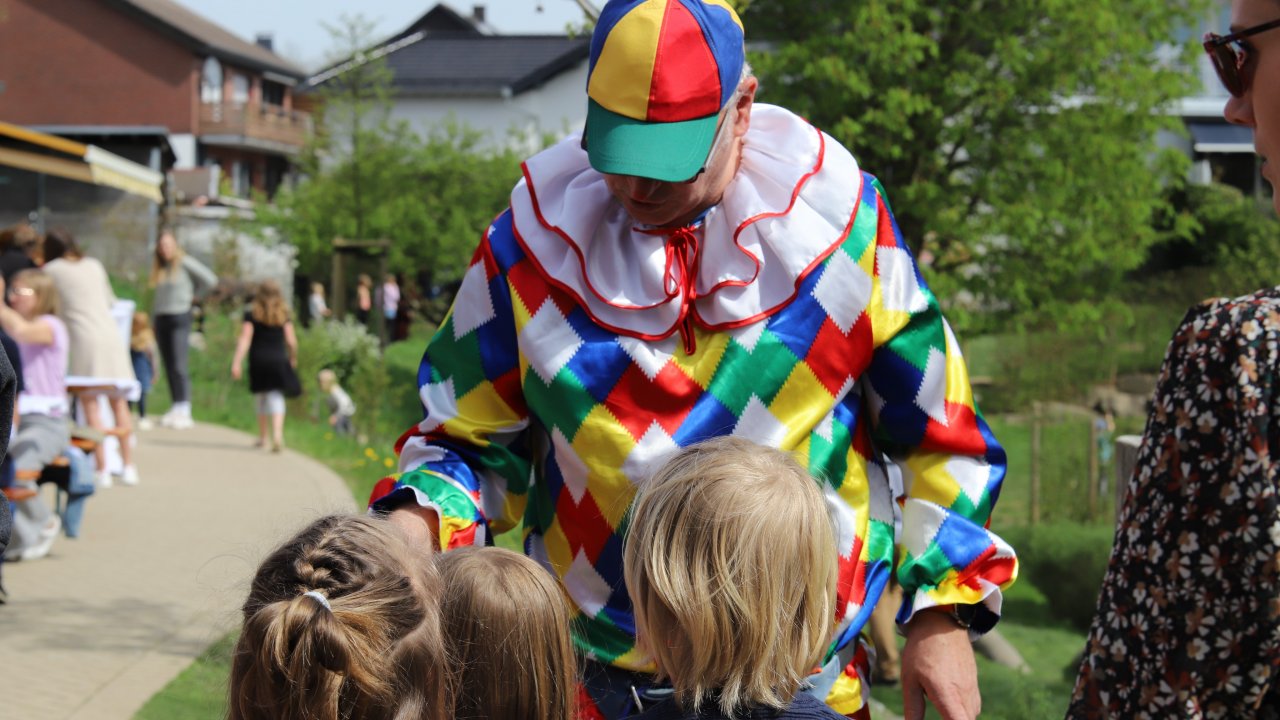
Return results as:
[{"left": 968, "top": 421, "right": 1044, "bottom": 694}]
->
[{"left": 228, "top": 514, "right": 450, "bottom": 720}]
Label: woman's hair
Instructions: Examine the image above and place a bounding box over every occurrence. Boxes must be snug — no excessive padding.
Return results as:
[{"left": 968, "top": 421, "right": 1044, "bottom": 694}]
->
[
  {"left": 228, "top": 514, "right": 451, "bottom": 720},
  {"left": 623, "top": 436, "right": 838, "bottom": 716},
  {"left": 358, "top": 274, "right": 372, "bottom": 288},
  {"left": 149, "top": 228, "right": 185, "bottom": 287},
  {"left": 41, "top": 228, "right": 82, "bottom": 263},
  {"left": 251, "top": 279, "right": 290, "bottom": 327},
  {"left": 11, "top": 269, "right": 60, "bottom": 318},
  {"left": 437, "top": 547, "right": 577, "bottom": 720},
  {"left": 130, "top": 312, "right": 155, "bottom": 351}
]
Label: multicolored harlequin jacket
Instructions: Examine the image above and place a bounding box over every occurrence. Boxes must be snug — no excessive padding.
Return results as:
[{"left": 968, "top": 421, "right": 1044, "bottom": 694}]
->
[{"left": 370, "top": 105, "right": 1017, "bottom": 715}]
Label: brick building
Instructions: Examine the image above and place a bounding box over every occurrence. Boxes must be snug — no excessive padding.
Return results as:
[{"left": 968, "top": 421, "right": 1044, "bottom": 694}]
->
[{"left": 0, "top": 0, "right": 309, "bottom": 200}]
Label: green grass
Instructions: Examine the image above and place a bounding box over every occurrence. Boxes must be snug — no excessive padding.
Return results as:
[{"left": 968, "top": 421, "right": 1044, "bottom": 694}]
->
[
  {"left": 134, "top": 633, "right": 237, "bottom": 720},
  {"left": 870, "top": 581, "right": 1086, "bottom": 719}
]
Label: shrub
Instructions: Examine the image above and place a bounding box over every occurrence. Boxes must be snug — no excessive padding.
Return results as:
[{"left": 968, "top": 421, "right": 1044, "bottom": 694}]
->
[
  {"left": 295, "top": 318, "right": 390, "bottom": 437},
  {"left": 1006, "top": 522, "right": 1115, "bottom": 633}
]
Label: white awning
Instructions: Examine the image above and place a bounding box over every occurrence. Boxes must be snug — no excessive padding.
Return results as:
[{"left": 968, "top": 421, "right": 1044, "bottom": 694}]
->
[{"left": 0, "top": 122, "right": 163, "bottom": 202}]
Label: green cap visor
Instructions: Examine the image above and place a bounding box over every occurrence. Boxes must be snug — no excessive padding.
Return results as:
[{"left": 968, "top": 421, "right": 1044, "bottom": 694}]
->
[{"left": 585, "top": 99, "right": 720, "bottom": 182}]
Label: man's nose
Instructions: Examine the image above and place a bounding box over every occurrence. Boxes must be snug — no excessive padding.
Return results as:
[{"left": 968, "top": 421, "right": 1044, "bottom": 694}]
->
[
  {"left": 627, "top": 177, "right": 663, "bottom": 200},
  {"left": 1224, "top": 93, "right": 1255, "bottom": 128}
]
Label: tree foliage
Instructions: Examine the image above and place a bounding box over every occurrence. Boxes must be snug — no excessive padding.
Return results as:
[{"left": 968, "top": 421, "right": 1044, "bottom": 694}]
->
[
  {"left": 743, "top": 0, "right": 1212, "bottom": 332},
  {"left": 256, "top": 17, "right": 526, "bottom": 298}
]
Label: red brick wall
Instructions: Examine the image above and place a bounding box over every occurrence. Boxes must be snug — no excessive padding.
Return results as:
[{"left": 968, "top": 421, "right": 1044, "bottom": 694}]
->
[{"left": 0, "top": 0, "right": 198, "bottom": 132}]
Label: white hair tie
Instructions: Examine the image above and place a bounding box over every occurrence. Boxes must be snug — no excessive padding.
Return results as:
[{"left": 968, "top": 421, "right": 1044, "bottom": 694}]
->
[{"left": 303, "top": 590, "right": 331, "bottom": 611}]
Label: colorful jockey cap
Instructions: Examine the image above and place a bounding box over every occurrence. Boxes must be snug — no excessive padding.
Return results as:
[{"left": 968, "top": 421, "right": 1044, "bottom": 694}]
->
[{"left": 585, "top": 0, "right": 746, "bottom": 182}]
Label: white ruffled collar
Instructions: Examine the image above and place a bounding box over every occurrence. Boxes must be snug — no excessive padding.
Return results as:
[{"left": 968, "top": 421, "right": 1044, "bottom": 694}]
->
[{"left": 509, "top": 104, "right": 863, "bottom": 346}]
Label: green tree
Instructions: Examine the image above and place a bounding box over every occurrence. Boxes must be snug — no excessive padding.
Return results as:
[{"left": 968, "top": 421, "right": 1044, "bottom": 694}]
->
[
  {"left": 256, "top": 17, "right": 526, "bottom": 318},
  {"left": 743, "top": 0, "right": 1211, "bottom": 333}
]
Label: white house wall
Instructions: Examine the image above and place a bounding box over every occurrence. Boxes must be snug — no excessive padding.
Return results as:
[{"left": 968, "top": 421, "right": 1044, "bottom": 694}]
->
[{"left": 389, "top": 61, "right": 589, "bottom": 154}]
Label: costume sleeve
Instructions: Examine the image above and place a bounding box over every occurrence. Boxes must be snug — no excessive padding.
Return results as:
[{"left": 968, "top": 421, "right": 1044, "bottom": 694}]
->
[
  {"left": 368, "top": 229, "right": 531, "bottom": 550},
  {"left": 859, "top": 178, "right": 1017, "bottom": 635}
]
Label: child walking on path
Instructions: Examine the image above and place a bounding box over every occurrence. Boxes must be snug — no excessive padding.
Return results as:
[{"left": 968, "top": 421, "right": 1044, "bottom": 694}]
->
[
  {"left": 231, "top": 280, "right": 299, "bottom": 453},
  {"left": 623, "top": 437, "right": 845, "bottom": 720},
  {"left": 316, "top": 369, "right": 356, "bottom": 436},
  {"left": 228, "top": 514, "right": 451, "bottom": 720},
  {"left": 438, "top": 547, "right": 577, "bottom": 720},
  {"left": 129, "top": 312, "right": 156, "bottom": 430}
]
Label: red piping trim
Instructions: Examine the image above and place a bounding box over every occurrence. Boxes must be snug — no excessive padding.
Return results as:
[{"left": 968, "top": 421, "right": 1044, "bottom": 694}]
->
[
  {"left": 512, "top": 123, "right": 864, "bottom": 341},
  {"left": 519, "top": 162, "right": 676, "bottom": 312}
]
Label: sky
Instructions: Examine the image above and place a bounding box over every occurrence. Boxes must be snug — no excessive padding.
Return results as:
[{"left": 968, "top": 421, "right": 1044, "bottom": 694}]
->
[{"left": 175, "top": 0, "right": 587, "bottom": 71}]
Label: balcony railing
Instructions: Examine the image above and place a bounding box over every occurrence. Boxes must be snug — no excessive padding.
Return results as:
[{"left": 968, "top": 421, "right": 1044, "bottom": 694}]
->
[{"left": 198, "top": 102, "right": 311, "bottom": 149}]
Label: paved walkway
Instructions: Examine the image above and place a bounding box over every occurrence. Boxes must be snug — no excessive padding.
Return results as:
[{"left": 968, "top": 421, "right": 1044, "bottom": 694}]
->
[{"left": 0, "top": 422, "right": 356, "bottom": 720}]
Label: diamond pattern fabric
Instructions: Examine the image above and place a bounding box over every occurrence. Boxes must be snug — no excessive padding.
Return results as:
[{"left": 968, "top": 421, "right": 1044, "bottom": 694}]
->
[{"left": 369, "top": 174, "right": 1017, "bottom": 717}]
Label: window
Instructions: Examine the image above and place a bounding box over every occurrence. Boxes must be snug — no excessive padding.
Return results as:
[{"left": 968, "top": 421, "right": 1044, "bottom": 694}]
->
[
  {"left": 262, "top": 80, "right": 285, "bottom": 108},
  {"left": 231, "top": 73, "right": 250, "bottom": 105},
  {"left": 200, "top": 57, "right": 222, "bottom": 104}
]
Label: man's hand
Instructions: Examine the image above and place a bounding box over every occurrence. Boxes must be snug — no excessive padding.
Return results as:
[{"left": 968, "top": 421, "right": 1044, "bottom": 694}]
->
[
  {"left": 901, "top": 608, "right": 981, "bottom": 720},
  {"left": 386, "top": 505, "right": 441, "bottom": 556}
]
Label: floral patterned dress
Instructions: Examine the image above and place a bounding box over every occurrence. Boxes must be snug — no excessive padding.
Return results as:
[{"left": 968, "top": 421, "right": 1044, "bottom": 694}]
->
[{"left": 1069, "top": 288, "right": 1280, "bottom": 719}]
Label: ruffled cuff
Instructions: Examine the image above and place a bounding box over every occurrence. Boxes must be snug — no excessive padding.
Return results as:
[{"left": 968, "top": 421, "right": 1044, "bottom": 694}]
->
[{"left": 368, "top": 469, "right": 485, "bottom": 550}]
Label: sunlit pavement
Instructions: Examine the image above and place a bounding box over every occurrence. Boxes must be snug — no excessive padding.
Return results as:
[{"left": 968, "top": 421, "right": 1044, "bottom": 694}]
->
[{"left": 0, "top": 422, "right": 354, "bottom": 720}]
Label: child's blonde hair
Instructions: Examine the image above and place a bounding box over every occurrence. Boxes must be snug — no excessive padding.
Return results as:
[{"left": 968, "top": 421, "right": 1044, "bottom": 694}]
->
[
  {"left": 251, "top": 279, "right": 290, "bottom": 327},
  {"left": 623, "top": 436, "right": 838, "bottom": 716},
  {"left": 316, "top": 368, "right": 339, "bottom": 392},
  {"left": 130, "top": 311, "right": 155, "bottom": 352},
  {"left": 437, "top": 547, "right": 577, "bottom": 720},
  {"left": 229, "top": 514, "right": 450, "bottom": 720},
  {"left": 11, "top": 269, "right": 60, "bottom": 318}
]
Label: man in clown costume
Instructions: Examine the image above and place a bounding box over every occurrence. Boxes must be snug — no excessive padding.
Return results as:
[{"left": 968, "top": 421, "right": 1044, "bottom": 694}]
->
[{"left": 372, "top": 1, "right": 1017, "bottom": 717}]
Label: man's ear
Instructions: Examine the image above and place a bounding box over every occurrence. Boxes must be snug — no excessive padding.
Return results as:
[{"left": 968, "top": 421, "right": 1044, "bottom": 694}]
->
[{"left": 733, "top": 76, "right": 758, "bottom": 139}]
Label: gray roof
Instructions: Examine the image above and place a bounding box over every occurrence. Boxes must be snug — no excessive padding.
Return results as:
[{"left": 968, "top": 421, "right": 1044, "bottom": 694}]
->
[
  {"left": 106, "top": 0, "right": 306, "bottom": 80},
  {"left": 374, "top": 34, "right": 589, "bottom": 97}
]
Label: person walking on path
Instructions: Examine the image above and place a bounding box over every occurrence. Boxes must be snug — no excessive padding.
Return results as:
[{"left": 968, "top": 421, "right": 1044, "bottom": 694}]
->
[
  {"left": 231, "top": 280, "right": 299, "bottom": 453},
  {"left": 1071, "top": 1, "right": 1280, "bottom": 715},
  {"left": 150, "top": 227, "right": 216, "bottom": 430},
  {"left": 41, "top": 229, "right": 139, "bottom": 487},
  {"left": 369, "top": 2, "right": 1017, "bottom": 717}
]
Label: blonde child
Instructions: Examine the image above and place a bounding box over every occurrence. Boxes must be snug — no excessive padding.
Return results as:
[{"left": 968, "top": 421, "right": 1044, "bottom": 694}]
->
[
  {"left": 623, "top": 436, "right": 843, "bottom": 719},
  {"left": 129, "top": 312, "right": 157, "bottom": 430},
  {"left": 228, "top": 514, "right": 451, "bottom": 720},
  {"left": 437, "top": 546, "right": 577, "bottom": 720},
  {"left": 316, "top": 368, "right": 356, "bottom": 436}
]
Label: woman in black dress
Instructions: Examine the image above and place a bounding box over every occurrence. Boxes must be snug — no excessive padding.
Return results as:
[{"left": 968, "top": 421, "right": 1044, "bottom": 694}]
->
[{"left": 231, "top": 280, "right": 299, "bottom": 452}]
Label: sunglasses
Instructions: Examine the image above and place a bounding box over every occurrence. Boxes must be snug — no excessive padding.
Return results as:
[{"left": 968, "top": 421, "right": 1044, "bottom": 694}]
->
[{"left": 1203, "top": 17, "right": 1280, "bottom": 97}]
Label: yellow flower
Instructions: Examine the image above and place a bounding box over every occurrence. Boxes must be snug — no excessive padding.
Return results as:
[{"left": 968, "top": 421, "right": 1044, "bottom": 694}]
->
[
  {"left": 356, "top": 459, "right": 366, "bottom": 467},
  {"left": 383, "top": 457, "right": 395, "bottom": 468},
  {"left": 364, "top": 448, "right": 377, "bottom": 460},
  {"left": 324, "top": 432, "right": 334, "bottom": 441}
]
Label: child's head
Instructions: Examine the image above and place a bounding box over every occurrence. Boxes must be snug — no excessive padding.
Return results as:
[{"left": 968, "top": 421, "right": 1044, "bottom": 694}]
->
[
  {"left": 9, "top": 269, "right": 59, "bottom": 319},
  {"left": 229, "top": 514, "right": 450, "bottom": 720},
  {"left": 317, "top": 368, "right": 338, "bottom": 392},
  {"left": 130, "top": 312, "right": 155, "bottom": 351},
  {"left": 624, "top": 437, "right": 837, "bottom": 716},
  {"left": 437, "top": 546, "right": 577, "bottom": 720},
  {"left": 311, "top": 281, "right": 324, "bottom": 295}
]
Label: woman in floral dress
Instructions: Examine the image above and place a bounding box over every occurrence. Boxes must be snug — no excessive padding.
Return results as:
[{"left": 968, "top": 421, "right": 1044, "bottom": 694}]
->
[{"left": 1070, "top": 1, "right": 1280, "bottom": 716}]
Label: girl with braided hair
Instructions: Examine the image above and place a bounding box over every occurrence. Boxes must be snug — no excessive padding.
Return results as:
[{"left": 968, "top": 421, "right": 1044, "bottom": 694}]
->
[{"left": 228, "top": 514, "right": 451, "bottom": 720}]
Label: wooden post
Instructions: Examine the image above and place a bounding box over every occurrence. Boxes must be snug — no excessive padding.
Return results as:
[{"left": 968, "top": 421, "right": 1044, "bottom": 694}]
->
[
  {"left": 330, "top": 245, "right": 347, "bottom": 319},
  {"left": 1087, "top": 416, "right": 1099, "bottom": 521},
  {"left": 1030, "top": 402, "right": 1042, "bottom": 525}
]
